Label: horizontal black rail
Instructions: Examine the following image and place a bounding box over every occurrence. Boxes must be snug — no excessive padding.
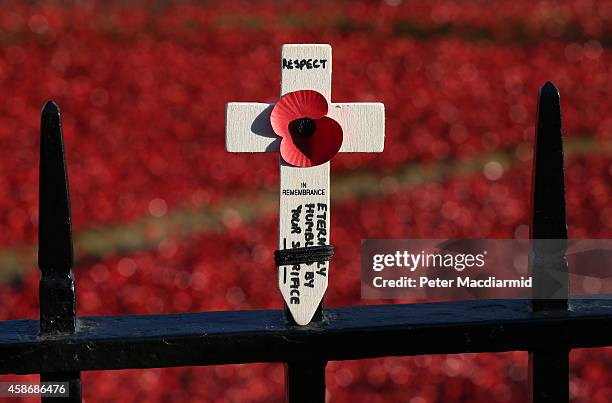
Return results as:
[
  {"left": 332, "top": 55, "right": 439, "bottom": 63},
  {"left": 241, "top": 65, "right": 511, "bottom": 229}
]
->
[{"left": 1, "top": 298, "right": 611, "bottom": 375}]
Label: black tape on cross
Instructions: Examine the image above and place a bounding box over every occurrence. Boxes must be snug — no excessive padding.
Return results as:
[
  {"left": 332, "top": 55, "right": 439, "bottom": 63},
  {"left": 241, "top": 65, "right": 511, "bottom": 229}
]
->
[{"left": 274, "top": 245, "right": 334, "bottom": 267}]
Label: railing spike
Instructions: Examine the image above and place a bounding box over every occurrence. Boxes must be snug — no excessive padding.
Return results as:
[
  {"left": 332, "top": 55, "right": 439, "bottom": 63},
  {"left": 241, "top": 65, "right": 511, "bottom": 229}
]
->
[
  {"left": 38, "top": 100, "right": 82, "bottom": 402},
  {"left": 530, "top": 81, "right": 567, "bottom": 240},
  {"left": 528, "top": 82, "right": 569, "bottom": 403},
  {"left": 530, "top": 81, "right": 568, "bottom": 308},
  {"left": 39, "top": 100, "right": 74, "bottom": 275}
]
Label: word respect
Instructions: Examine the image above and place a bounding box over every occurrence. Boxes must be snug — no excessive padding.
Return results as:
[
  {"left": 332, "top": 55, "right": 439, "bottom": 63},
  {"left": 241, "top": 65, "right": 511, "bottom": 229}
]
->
[{"left": 282, "top": 58, "right": 329, "bottom": 70}]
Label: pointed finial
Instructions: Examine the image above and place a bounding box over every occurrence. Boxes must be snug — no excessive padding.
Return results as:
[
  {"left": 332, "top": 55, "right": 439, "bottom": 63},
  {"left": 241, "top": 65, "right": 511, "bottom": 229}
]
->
[
  {"left": 39, "top": 99, "right": 74, "bottom": 273},
  {"left": 531, "top": 82, "right": 566, "bottom": 239},
  {"left": 540, "top": 81, "right": 559, "bottom": 96},
  {"left": 530, "top": 82, "right": 568, "bottom": 310},
  {"left": 42, "top": 99, "right": 60, "bottom": 115}
]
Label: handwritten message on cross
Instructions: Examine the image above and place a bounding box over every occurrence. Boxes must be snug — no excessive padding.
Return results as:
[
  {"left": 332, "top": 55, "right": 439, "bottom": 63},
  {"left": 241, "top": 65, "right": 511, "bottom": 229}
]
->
[{"left": 226, "top": 44, "right": 385, "bottom": 325}]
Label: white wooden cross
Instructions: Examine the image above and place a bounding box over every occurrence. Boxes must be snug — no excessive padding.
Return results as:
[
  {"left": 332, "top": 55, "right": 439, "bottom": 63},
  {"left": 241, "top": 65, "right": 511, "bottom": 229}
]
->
[{"left": 226, "top": 44, "right": 385, "bottom": 325}]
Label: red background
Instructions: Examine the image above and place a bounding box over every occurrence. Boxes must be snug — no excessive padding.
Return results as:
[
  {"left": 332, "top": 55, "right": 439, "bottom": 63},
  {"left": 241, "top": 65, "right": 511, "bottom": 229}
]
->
[{"left": 0, "top": 1, "right": 610, "bottom": 402}]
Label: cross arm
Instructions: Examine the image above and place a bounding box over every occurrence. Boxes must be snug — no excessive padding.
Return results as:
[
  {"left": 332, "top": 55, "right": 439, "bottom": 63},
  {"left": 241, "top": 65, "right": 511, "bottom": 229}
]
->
[
  {"left": 330, "top": 102, "right": 385, "bottom": 152},
  {"left": 225, "top": 102, "right": 385, "bottom": 154},
  {"left": 225, "top": 102, "right": 276, "bottom": 152}
]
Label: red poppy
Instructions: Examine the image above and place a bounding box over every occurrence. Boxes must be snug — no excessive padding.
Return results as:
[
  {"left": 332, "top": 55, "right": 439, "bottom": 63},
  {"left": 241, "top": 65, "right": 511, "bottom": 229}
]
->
[{"left": 270, "top": 90, "right": 343, "bottom": 167}]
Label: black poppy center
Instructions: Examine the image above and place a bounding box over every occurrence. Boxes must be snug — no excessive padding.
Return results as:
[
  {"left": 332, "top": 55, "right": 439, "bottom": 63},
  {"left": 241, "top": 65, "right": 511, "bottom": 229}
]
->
[{"left": 289, "top": 117, "right": 316, "bottom": 138}]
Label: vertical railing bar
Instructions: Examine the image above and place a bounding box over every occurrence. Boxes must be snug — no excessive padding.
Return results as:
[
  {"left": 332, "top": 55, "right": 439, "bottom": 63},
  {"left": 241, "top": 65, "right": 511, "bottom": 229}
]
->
[
  {"left": 38, "top": 100, "right": 82, "bottom": 402},
  {"left": 528, "top": 82, "right": 569, "bottom": 403},
  {"left": 285, "top": 302, "right": 326, "bottom": 403}
]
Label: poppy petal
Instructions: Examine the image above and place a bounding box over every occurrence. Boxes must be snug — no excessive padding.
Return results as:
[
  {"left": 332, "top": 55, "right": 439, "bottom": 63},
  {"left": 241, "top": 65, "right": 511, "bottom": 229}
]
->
[
  {"left": 271, "top": 90, "right": 328, "bottom": 137},
  {"left": 280, "top": 116, "right": 343, "bottom": 167}
]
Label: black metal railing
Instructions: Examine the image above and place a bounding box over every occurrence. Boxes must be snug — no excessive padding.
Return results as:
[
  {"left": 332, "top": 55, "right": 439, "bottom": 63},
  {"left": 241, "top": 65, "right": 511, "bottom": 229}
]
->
[{"left": 0, "top": 82, "right": 611, "bottom": 403}]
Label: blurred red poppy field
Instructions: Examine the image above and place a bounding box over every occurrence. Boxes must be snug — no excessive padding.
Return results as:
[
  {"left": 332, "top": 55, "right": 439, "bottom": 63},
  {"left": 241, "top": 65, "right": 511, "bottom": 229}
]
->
[{"left": 0, "top": 1, "right": 611, "bottom": 402}]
